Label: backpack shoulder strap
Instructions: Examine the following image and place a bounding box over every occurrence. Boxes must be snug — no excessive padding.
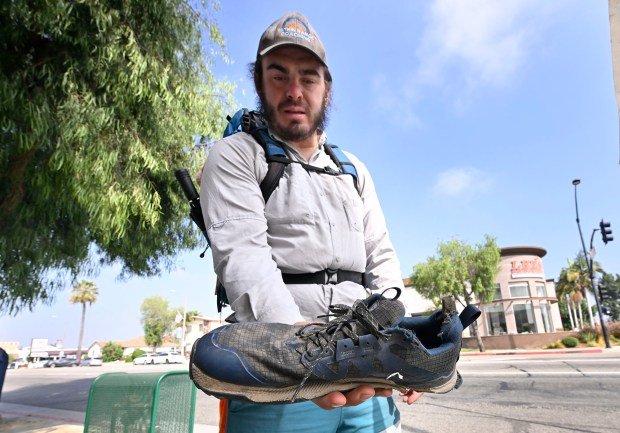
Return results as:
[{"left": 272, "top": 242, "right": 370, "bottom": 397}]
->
[
  {"left": 324, "top": 144, "right": 360, "bottom": 193},
  {"left": 223, "top": 110, "right": 361, "bottom": 200},
  {"left": 224, "top": 109, "right": 290, "bottom": 203}
]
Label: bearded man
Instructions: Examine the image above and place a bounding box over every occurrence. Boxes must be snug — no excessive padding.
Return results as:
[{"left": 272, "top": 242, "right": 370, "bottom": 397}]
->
[{"left": 200, "top": 11, "right": 421, "bottom": 433}]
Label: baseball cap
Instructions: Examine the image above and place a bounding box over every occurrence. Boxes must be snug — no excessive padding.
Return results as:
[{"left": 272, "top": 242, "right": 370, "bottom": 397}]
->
[{"left": 257, "top": 12, "right": 328, "bottom": 67}]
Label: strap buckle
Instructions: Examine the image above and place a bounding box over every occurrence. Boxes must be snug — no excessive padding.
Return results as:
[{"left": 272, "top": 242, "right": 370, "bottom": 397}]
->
[{"left": 325, "top": 269, "right": 338, "bottom": 284}]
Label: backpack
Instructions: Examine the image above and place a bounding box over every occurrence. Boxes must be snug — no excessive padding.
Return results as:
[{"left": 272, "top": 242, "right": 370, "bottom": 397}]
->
[
  {"left": 175, "top": 108, "right": 360, "bottom": 312},
  {"left": 224, "top": 108, "right": 360, "bottom": 202}
]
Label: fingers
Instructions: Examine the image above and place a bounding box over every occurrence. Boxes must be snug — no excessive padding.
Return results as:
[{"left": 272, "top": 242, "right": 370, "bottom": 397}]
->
[
  {"left": 399, "top": 389, "right": 424, "bottom": 405},
  {"left": 311, "top": 386, "right": 395, "bottom": 410},
  {"left": 374, "top": 388, "right": 394, "bottom": 398},
  {"left": 312, "top": 391, "right": 348, "bottom": 410},
  {"left": 342, "top": 385, "right": 376, "bottom": 406}
]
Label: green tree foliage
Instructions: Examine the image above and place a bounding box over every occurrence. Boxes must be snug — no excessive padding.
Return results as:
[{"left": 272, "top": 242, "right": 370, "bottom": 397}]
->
[
  {"left": 185, "top": 309, "right": 201, "bottom": 323},
  {"left": 140, "top": 296, "right": 173, "bottom": 351},
  {"left": 600, "top": 272, "right": 620, "bottom": 321},
  {"left": 410, "top": 235, "right": 500, "bottom": 352},
  {"left": 555, "top": 253, "right": 602, "bottom": 329},
  {"left": 131, "top": 348, "right": 146, "bottom": 360},
  {"left": 102, "top": 341, "right": 123, "bottom": 362},
  {"left": 69, "top": 280, "right": 98, "bottom": 363},
  {"left": 0, "top": 0, "right": 233, "bottom": 314}
]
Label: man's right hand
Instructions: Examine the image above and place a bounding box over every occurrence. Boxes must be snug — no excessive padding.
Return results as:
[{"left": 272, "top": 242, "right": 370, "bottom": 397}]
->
[{"left": 312, "top": 386, "right": 394, "bottom": 410}]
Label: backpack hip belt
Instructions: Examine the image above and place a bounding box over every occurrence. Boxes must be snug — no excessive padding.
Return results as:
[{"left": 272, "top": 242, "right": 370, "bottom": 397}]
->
[{"left": 282, "top": 269, "right": 365, "bottom": 285}]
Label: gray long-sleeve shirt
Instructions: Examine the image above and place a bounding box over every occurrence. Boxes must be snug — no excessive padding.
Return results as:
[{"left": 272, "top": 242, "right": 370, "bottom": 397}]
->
[{"left": 200, "top": 129, "right": 404, "bottom": 324}]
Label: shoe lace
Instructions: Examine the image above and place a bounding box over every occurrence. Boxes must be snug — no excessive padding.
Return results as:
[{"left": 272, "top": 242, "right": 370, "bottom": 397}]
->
[{"left": 291, "top": 299, "right": 389, "bottom": 402}]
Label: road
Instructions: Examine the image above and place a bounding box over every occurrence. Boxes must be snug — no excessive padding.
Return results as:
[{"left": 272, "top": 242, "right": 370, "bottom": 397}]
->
[{"left": 1, "top": 351, "right": 619, "bottom": 432}]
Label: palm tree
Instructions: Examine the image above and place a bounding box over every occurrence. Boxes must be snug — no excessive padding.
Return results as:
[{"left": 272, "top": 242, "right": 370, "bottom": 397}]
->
[
  {"left": 69, "top": 280, "right": 99, "bottom": 364},
  {"left": 556, "top": 268, "right": 580, "bottom": 329},
  {"left": 556, "top": 256, "right": 602, "bottom": 330}
]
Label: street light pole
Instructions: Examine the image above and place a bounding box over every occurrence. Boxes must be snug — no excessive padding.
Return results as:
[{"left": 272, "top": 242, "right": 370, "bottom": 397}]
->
[
  {"left": 571, "top": 179, "right": 611, "bottom": 348},
  {"left": 571, "top": 180, "right": 595, "bottom": 328}
]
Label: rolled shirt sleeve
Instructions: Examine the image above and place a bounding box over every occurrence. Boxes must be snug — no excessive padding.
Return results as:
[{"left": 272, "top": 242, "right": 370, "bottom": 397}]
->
[{"left": 200, "top": 133, "right": 304, "bottom": 324}]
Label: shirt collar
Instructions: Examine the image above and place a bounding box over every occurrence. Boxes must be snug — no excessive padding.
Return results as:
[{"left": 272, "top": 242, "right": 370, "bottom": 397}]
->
[{"left": 268, "top": 129, "right": 328, "bottom": 161}]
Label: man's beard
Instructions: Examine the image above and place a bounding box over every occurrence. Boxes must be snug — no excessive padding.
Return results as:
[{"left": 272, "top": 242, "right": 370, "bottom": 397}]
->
[{"left": 258, "top": 93, "right": 330, "bottom": 143}]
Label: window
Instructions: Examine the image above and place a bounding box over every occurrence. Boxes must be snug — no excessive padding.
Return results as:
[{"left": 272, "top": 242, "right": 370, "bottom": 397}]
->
[
  {"left": 536, "top": 283, "right": 547, "bottom": 298},
  {"left": 486, "top": 303, "right": 507, "bottom": 335},
  {"left": 509, "top": 282, "right": 531, "bottom": 298},
  {"left": 540, "top": 302, "right": 554, "bottom": 332},
  {"left": 514, "top": 303, "right": 537, "bottom": 333},
  {"left": 493, "top": 284, "right": 502, "bottom": 301}
]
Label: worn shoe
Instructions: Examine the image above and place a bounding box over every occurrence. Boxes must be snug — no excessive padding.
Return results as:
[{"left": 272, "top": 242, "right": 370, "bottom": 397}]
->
[{"left": 189, "top": 293, "right": 479, "bottom": 403}]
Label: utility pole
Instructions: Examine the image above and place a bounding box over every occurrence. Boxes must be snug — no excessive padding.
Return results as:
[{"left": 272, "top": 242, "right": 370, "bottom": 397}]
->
[{"left": 572, "top": 179, "right": 612, "bottom": 348}]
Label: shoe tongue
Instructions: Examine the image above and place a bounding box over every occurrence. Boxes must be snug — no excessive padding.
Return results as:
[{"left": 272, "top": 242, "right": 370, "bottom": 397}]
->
[
  {"left": 359, "top": 294, "right": 406, "bottom": 331},
  {"left": 299, "top": 295, "right": 406, "bottom": 356}
]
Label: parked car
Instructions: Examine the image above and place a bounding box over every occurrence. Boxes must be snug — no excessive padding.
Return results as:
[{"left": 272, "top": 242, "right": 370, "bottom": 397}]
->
[
  {"left": 157, "top": 352, "right": 184, "bottom": 364},
  {"left": 44, "top": 358, "right": 78, "bottom": 368},
  {"left": 133, "top": 353, "right": 166, "bottom": 365},
  {"left": 88, "top": 357, "right": 103, "bottom": 366},
  {"left": 164, "top": 352, "right": 185, "bottom": 364},
  {"left": 81, "top": 357, "right": 103, "bottom": 366},
  {"left": 132, "top": 353, "right": 150, "bottom": 365},
  {"left": 8, "top": 358, "right": 28, "bottom": 369}
]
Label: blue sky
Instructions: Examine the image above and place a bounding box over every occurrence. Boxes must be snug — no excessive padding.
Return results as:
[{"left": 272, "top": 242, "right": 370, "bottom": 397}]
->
[{"left": 2, "top": 0, "right": 619, "bottom": 349}]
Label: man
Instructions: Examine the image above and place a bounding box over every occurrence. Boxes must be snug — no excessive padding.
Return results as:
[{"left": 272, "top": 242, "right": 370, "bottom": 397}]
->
[{"left": 200, "top": 12, "right": 421, "bottom": 433}]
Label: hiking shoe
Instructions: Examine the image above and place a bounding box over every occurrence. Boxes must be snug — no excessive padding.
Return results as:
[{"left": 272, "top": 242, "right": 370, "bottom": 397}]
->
[{"left": 189, "top": 293, "right": 480, "bottom": 403}]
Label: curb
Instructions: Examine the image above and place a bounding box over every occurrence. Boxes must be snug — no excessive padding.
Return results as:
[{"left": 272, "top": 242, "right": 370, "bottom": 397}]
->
[{"left": 461, "top": 347, "right": 605, "bottom": 356}]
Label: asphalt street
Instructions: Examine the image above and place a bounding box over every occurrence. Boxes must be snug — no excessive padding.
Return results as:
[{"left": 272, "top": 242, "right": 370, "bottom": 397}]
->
[{"left": 1, "top": 350, "right": 619, "bottom": 432}]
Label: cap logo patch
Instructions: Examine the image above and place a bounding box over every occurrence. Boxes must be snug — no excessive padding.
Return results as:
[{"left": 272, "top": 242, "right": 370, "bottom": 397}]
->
[{"left": 280, "top": 17, "right": 313, "bottom": 42}]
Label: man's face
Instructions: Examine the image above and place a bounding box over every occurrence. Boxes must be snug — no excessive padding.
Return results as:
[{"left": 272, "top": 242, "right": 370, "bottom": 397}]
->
[{"left": 258, "top": 46, "right": 330, "bottom": 143}]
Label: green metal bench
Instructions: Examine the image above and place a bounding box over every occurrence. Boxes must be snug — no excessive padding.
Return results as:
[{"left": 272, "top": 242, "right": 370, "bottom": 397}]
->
[{"left": 84, "top": 371, "right": 196, "bottom": 433}]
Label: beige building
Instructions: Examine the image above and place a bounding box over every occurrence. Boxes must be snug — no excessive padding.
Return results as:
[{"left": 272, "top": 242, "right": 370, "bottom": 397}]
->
[{"left": 479, "top": 246, "right": 563, "bottom": 336}]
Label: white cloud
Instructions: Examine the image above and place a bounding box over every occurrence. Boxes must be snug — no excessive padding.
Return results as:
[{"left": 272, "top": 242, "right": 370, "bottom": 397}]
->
[
  {"left": 418, "top": 0, "right": 543, "bottom": 89},
  {"left": 373, "top": 0, "right": 555, "bottom": 126},
  {"left": 432, "top": 167, "right": 492, "bottom": 197}
]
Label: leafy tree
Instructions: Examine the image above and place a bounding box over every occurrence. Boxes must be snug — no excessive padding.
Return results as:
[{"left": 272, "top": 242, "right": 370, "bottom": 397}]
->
[
  {"left": 140, "top": 296, "right": 174, "bottom": 351},
  {"left": 409, "top": 235, "right": 501, "bottom": 352},
  {"left": 0, "top": 0, "right": 233, "bottom": 314},
  {"left": 131, "top": 348, "right": 146, "bottom": 361},
  {"left": 555, "top": 254, "right": 602, "bottom": 329},
  {"left": 102, "top": 341, "right": 123, "bottom": 362},
  {"left": 185, "top": 309, "right": 201, "bottom": 323},
  {"left": 69, "top": 280, "right": 98, "bottom": 364},
  {"left": 600, "top": 272, "right": 620, "bottom": 321}
]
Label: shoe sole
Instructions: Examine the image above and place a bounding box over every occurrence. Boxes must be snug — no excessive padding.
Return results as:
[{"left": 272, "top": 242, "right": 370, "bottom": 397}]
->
[{"left": 190, "top": 363, "right": 458, "bottom": 403}]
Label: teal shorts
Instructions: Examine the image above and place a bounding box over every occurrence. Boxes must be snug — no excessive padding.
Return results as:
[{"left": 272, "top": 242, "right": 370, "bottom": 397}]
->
[{"left": 225, "top": 396, "right": 400, "bottom": 433}]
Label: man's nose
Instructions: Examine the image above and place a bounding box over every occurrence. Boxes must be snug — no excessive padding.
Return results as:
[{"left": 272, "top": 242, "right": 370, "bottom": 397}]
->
[{"left": 286, "top": 80, "right": 303, "bottom": 100}]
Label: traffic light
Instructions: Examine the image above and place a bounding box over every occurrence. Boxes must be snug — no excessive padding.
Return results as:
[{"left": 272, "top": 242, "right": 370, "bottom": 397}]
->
[
  {"left": 601, "top": 306, "right": 612, "bottom": 316},
  {"left": 599, "top": 284, "right": 613, "bottom": 302},
  {"left": 600, "top": 220, "right": 613, "bottom": 244}
]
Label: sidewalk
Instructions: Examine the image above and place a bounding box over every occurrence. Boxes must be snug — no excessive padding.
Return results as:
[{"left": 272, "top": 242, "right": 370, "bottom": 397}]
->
[
  {"left": 0, "top": 402, "right": 218, "bottom": 433},
  {"left": 460, "top": 346, "right": 608, "bottom": 356}
]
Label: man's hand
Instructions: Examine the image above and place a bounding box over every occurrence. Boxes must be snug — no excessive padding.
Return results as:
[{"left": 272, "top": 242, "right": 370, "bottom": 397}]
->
[
  {"left": 312, "top": 386, "right": 393, "bottom": 410},
  {"left": 400, "top": 389, "right": 424, "bottom": 405}
]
